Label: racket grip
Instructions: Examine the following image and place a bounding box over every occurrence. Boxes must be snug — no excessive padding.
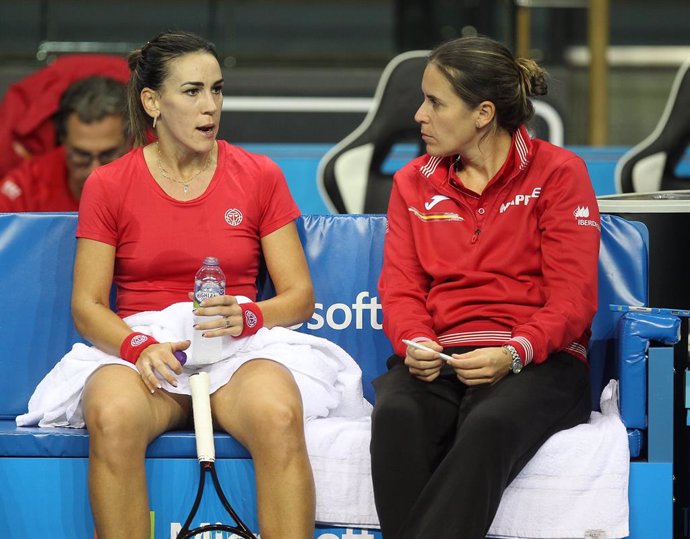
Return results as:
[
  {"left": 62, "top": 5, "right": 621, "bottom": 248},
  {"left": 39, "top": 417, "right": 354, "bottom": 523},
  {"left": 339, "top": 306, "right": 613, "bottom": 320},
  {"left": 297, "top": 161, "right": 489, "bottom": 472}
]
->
[{"left": 189, "top": 372, "right": 215, "bottom": 462}]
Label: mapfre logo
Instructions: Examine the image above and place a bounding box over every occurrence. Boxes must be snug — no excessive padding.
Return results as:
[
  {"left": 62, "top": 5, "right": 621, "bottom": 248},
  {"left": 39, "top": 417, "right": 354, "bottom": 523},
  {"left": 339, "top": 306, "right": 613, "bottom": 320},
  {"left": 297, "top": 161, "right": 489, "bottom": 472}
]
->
[{"left": 499, "top": 187, "right": 541, "bottom": 213}]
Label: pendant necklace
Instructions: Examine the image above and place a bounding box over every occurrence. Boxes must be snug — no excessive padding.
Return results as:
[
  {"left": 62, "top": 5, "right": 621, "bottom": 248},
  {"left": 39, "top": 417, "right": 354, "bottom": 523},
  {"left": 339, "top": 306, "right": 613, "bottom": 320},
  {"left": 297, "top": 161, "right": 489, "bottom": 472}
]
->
[{"left": 156, "top": 142, "right": 212, "bottom": 194}]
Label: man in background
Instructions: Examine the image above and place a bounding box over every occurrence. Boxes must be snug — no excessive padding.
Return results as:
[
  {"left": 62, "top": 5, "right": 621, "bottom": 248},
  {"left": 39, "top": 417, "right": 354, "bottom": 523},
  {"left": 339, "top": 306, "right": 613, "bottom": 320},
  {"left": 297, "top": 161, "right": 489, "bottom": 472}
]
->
[{"left": 0, "top": 76, "right": 129, "bottom": 212}]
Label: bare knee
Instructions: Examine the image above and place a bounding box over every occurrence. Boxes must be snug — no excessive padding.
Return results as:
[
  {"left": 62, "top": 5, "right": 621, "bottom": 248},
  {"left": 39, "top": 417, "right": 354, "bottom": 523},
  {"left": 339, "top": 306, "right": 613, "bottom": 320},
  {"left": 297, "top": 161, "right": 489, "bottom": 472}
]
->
[
  {"left": 240, "top": 397, "right": 305, "bottom": 455},
  {"left": 85, "top": 397, "right": 149, "bottom": 460}
]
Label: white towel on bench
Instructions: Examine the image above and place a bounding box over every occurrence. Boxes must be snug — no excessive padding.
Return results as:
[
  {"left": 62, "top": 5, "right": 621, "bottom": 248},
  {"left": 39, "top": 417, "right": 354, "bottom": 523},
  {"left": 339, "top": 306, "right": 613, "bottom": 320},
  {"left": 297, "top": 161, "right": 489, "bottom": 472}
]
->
[
  {"left": 17, "top": 301, "right": 372, "bottom": 428},
  {"left": 306, "top": 416, "right": 380, "bottom": 527},
  {"left": 17, "top": 299, "right": 628, "bottom": 538},
  {"left": 305, "top": 380, "right": 629, "bottom": 538},
  {"left": 487, "top": 380, "right": 629, "bottom": 538}
]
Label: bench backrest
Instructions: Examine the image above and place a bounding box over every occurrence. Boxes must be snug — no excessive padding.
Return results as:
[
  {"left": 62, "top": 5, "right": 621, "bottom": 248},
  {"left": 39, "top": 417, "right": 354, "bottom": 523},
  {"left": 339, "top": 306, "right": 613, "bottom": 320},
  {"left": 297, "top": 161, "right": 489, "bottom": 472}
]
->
[{"left": 0, "top": 212, "right": 647, "bottom": 418}]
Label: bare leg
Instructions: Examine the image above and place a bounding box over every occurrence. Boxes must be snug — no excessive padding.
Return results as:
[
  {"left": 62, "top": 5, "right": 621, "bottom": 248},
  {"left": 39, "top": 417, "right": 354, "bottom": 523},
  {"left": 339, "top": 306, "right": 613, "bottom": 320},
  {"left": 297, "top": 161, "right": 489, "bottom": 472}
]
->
[
  {"left": 211, "top": 359, "right": 315, "bottom": 539},
  {"left": 83, "top": 365, "right": 190, "bottom": 539}
]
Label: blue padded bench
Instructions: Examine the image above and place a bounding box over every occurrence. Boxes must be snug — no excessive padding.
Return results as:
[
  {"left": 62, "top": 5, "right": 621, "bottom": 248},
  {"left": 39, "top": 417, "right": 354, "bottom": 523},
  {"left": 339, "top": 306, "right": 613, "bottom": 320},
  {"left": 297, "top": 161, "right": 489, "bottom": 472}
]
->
[{"left": 0, "top": 212, "right": 680, "bottom": 538}]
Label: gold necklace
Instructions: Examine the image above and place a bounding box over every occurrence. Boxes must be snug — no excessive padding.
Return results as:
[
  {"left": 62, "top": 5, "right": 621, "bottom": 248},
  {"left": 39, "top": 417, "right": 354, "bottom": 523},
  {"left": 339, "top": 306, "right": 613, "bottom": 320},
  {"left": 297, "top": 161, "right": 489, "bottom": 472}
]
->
[{"left": 156, "top": 142, "right": 212, "bottom": 194}]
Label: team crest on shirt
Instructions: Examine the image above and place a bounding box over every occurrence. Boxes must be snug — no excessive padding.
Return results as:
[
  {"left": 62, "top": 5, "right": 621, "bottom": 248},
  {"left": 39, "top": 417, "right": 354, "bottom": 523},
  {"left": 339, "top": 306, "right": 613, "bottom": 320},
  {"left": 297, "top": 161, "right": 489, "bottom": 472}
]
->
[{"left": 225, "top": 208, "right": 243, "bottom": 226}]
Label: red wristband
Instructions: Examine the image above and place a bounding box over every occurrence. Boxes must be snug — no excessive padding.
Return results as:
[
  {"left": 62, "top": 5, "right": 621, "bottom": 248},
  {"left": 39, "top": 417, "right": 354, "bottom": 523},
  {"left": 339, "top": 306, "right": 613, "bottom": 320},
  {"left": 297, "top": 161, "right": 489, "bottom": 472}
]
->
[
  {"left": 237, "top": 302, "right": 264, "bottom": 338},
  {"left": 120, "top": 332, "right": 159, "bottom": 364}
]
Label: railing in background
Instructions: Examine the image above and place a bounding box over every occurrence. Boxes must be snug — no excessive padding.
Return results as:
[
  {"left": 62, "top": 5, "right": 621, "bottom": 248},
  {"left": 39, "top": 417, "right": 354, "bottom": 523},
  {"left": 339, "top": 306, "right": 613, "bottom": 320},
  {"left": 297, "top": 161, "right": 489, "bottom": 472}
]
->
[
  {"left": 222, "top": 96, "right": 565, "bottom": 147},
  {"left": 239, "top": 142, "right": 690, "bottom": 215}
]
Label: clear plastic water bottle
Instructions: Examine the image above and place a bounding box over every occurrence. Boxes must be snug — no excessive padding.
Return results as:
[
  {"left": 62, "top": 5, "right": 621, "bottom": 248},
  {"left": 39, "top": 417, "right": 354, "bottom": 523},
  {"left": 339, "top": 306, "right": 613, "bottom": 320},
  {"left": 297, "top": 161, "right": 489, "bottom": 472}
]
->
[
  {"left": 192, "top": 257, "right": 226, "bottom": 363},
  {"left": 193, "top": 257, "right": 226, "bottom": 308}
]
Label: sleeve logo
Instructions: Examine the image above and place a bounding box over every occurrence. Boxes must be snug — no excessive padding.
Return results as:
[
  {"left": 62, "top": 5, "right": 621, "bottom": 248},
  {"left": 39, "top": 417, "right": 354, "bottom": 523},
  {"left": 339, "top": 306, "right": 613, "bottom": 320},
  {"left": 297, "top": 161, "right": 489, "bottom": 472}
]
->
[
  {"left": 574, "top": 206, "right": 600, "bottom": 230},
  {"left": 573, "top": 206, "right": 590, "bottom": 218}
]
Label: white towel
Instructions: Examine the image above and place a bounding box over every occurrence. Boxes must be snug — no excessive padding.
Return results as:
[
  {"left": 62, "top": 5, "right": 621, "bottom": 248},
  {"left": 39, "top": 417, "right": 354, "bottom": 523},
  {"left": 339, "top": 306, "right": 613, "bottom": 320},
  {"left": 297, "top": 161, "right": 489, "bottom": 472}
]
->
[
  {"left": 304, "top": 380, "right": 629, "bottom": 538},
  {"left": 16, "top": 301, "right": 372, "bottom": 428},
  {"left": 487, "top": 380, "right": 629, "bottom": 539},
  {"left": 305, "top": 416, "right": 378, "bottom": 527}
]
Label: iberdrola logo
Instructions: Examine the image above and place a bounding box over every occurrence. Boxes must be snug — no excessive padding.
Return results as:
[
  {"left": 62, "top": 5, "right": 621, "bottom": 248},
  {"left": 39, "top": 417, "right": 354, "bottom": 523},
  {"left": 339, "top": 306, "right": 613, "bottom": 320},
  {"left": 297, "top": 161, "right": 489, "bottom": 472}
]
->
[{"left": 573, "top": 206, "right": 590, "bottom": 219}]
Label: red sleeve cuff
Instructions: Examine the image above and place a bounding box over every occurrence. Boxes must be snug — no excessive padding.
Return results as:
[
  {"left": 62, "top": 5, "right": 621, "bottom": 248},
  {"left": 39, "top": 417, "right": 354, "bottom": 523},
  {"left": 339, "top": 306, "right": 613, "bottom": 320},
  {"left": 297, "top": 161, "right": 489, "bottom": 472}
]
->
[{"left": 505, "top": 337, "right": 533, "bottom": 366}]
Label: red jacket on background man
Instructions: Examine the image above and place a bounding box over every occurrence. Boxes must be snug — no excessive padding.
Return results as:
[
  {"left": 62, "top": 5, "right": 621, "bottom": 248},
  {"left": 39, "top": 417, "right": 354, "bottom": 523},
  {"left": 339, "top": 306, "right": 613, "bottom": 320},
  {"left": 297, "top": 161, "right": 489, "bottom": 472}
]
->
[
  {"left": 0, "top": 54, "right": 129, "bottom": 178},
  {"left": 0, "top": 147, "right": 78, "bottom": 212}
]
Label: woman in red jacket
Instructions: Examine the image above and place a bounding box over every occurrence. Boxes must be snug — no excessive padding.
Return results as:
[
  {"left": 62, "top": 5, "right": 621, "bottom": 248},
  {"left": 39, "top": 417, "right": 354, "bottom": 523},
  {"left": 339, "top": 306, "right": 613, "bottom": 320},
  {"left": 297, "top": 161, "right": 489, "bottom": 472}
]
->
[{"left": 371, "top": 36, "right": 600, "bottom": 539}]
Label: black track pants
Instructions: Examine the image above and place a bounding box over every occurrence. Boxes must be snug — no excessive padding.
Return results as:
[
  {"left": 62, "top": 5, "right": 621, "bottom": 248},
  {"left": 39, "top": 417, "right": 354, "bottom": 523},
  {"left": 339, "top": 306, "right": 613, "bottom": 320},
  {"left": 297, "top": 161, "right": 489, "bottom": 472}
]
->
[{"left": 370, "top": 350, "right": 591, "bottom": 539}]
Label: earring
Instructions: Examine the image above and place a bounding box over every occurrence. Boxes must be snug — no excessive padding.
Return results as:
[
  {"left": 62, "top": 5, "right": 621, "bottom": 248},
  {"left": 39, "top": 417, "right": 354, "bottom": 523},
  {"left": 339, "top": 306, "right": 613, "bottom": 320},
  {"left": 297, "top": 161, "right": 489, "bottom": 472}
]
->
[{"left": 152, "top": 114, "right": 158, "bottom": 129}]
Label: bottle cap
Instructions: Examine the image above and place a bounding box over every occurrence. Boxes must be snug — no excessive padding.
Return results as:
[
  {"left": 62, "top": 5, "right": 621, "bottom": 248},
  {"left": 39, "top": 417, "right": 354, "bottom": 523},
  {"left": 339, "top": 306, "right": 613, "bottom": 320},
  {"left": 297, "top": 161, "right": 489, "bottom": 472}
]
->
[
  {"left": 173, "top": 351, "right": 187, "bottom": 365},
  {"left": 202, "top": 256, "right": 219, "bottom": 265}
]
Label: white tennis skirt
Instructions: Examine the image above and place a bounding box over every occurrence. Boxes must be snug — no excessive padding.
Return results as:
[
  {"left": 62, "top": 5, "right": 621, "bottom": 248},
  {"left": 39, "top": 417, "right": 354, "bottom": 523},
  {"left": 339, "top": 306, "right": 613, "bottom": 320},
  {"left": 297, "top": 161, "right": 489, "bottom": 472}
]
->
[{"left": 16, "top": 301, "right": 372, "bottom": 429}]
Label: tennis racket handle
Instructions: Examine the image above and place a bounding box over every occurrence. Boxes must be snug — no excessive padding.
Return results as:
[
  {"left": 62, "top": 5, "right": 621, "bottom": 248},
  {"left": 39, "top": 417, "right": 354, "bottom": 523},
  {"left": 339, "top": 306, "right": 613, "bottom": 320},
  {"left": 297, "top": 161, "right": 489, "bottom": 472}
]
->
[{"left": 189, "top": 372, "right": 215, "bottom": 462}]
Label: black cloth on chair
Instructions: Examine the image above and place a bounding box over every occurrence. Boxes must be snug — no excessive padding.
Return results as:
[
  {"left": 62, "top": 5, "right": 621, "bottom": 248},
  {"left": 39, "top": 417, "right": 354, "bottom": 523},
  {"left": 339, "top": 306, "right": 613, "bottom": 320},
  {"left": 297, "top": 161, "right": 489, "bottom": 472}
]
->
[
  {"left": 317, "top": 50, "right": 428, "bottom": 214},
  {"left": 615, "top": 57, "right": 690, "bottom": 193}
]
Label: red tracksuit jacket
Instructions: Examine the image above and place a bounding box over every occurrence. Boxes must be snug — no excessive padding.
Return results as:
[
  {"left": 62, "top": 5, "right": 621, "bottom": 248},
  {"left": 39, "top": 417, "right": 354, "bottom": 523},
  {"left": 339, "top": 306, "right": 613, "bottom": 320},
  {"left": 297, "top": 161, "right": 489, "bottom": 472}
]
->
[
  {"left": 379, "top": 126, "right": 601, "bottom": 366},
  {"left": 0, "top": 54, "right": 129, "bottom": 177}
]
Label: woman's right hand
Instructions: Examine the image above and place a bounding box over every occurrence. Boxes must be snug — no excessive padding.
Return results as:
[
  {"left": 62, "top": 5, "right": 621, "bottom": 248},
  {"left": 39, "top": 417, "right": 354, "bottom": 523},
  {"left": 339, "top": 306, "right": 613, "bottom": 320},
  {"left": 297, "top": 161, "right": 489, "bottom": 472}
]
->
[
  {"left": 189, "top": 292, "right": 244, "bottom": 336},
  {"left": 404, "top": 340, "right": 445, "bottom": 382},
  {"left": 135, "top": 340, "right": 190, "bottom": 393}
]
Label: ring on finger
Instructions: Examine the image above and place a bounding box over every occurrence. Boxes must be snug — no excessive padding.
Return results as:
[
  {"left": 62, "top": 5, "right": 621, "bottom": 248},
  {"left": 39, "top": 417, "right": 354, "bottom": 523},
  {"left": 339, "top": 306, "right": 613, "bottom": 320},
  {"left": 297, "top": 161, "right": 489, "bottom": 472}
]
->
[{"left": 224, "top": 317, "right": 231, "bottom": 328}]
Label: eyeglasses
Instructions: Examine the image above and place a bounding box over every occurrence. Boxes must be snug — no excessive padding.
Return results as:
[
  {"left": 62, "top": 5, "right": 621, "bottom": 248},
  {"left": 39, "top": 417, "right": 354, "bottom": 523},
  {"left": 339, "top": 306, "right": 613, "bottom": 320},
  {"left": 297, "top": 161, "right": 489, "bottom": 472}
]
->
[{"left": 66, "top": 146, "right": 125, "bottom": 168}]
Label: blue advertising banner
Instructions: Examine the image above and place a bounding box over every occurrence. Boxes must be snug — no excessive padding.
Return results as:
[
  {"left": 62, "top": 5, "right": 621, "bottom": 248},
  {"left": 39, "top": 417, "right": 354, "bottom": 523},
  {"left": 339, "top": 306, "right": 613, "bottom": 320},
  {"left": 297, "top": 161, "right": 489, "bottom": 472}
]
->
[{"left": 0, "top": 457, "right": 382, "bottom": 538}]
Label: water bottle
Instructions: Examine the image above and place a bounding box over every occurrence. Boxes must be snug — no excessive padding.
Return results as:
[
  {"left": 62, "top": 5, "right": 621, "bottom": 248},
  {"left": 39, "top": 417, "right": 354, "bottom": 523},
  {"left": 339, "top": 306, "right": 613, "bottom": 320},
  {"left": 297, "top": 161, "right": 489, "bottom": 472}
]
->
[{"left": 192, "top": 257, "right": 226, "bottom": 363}]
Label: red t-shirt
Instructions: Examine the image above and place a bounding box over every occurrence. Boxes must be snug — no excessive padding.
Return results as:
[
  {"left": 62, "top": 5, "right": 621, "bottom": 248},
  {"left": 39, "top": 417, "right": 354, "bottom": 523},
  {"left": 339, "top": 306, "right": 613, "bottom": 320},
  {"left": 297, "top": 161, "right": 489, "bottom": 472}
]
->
[
  {"left": 0, "top": 147, "right": 79, "bottom": 212},
  {"left": 77, "top": 140, "right": 300, "bottom": 318}
]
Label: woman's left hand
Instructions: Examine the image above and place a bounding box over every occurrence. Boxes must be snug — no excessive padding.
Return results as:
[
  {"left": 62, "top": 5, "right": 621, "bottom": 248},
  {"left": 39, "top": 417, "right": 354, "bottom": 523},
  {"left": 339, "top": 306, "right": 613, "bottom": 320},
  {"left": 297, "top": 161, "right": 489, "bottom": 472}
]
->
[
  {"left": 447, "top": 346, "right": 513, "bottom": 386},
  {"left": 190, "top": 293, "right": 244, "bottom": 337}
]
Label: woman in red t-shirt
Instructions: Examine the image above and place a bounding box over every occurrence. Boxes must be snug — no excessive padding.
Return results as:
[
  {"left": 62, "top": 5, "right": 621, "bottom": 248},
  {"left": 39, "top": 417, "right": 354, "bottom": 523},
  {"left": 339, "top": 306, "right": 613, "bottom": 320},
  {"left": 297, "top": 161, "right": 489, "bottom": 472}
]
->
[{"left": 73, "top": 31, "right": 315, "bottom": 538}]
